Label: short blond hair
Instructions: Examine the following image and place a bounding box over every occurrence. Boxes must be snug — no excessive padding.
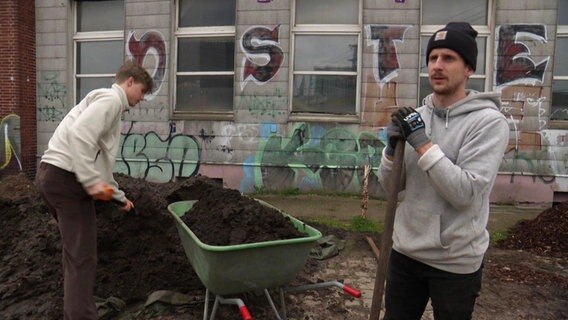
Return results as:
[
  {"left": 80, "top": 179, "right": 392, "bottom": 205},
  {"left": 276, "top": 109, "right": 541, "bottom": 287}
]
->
[{"left": 115, "top": 60, "right": 154, "bottom": 94}]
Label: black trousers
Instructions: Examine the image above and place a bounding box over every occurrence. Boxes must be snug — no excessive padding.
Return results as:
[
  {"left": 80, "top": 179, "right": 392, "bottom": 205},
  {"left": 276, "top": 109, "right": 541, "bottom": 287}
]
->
[
  {"left": 384, "top": 250, "right": 482, "bottom": 320},
  {"left": 36, "top": 162, "right": 98, "bottom": 320}
]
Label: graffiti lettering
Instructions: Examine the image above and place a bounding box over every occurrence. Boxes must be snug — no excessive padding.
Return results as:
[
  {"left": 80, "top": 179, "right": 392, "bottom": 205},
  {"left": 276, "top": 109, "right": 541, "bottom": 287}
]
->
[
  {"left": 240, "top": 123, "right": 386, "bottom": 195},
  {"left": 126, "top": 30, "right": 167, "bottom": 100},
  {"left": 238, "top": 87, "right": 288, "bottom": 117},
  {"left": 117, "top": 122, "right": 200, "bottom": 183},
  {"left": 37, "top": 72, "right": 66, "bottom": 121},
  {"left": 365, "top": 25, "right": 412, "bottom": 85},
  {"left": 0, "top": 114, "right": 22, "bottom": 172},
  {"left": 495, "top": 24, "right": 549, "bottom": 86},
  {"left": 240, "top": 25, "right": 284, "bottom": 90}
]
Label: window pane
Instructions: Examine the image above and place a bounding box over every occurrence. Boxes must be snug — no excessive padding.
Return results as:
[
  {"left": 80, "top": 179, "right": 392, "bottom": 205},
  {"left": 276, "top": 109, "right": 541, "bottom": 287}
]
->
[
  {"left": 178, "top": 37, "right": 235, "bottom": 72},
  {"left": 420, "top": 36, "right": 486, "bottom": 75},
  {"left": 552, "top": 80, "right": 568, "bottom": 120},
  {"left": 294, "top": 35, "right": 358, "bottom": 72},
  {"left": 77, "top": 76, "right": 115, "bottom": 103},
  {"left": 554, "top": 38, "right": 568, "bottom": 75},
  {"left": 418, "top": 77, "right": 485, "bottom": 105},
  {"left": 559, "top": 0, "right": 568, "bottom": 25},
  {"left": 77, "top": 41, "right": 124, "bottom": 74},
  {"left": 292, "top": 75, "right": 356, "bottom": 114},
  {"left": 179, "top": 0, "right": 235, "bottom": 27},
  {"left": 422, "top": 0, "right": 487, "bottom": 25},
  {"left": 176, "top": 75, "right": 234, "bottom": 112},
  {"left": 77, "top": 0, "right": 124, "bottom": 32},
  {"left": 296, "top": 0, "right": 359, "bottom": 24}
]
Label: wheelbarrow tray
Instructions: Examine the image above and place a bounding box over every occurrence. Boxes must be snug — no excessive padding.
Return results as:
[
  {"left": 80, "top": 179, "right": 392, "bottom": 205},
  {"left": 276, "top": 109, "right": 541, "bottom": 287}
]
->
[{"left": 167, "top": 199, "right": 322, "bottom": 296}]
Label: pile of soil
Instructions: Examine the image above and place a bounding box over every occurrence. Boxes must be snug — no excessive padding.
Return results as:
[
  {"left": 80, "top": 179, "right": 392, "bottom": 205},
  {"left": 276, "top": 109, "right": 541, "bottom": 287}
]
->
[
  {"left": 0, "top": 173, "right": 300, "bottom": 319},
  {"left": 495, "top": 201, "right": 568, "bottom": 258},
  {"left": 182, "top": 187, "right": 305, "bottom": 245},
  {"left": 1, "top": 172, "right": 567, "bottom": 319}
]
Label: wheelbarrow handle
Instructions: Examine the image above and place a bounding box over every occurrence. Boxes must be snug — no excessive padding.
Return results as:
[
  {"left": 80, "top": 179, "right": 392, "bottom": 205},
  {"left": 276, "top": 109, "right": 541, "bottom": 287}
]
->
[
  {"left": 343, "top": 284, "right": 362, "bottom": 298},
  {"left": 239, "top": 305, "right": 252, "bottom": 320}
]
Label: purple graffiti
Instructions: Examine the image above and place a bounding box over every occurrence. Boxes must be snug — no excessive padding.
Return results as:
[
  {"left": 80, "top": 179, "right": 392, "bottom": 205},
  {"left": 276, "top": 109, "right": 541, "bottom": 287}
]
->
[
  {"left": 240, "top": 25, "right": 284, "bottom": 90},
  {"left": 126, "top": 30, "right": 167, "bottom": 100},
  {"left": 365, "top": 25, "right": 411, "bottom": 84},
  {"left": 495, "top": 24, "right": 549, "bottom": 86}
]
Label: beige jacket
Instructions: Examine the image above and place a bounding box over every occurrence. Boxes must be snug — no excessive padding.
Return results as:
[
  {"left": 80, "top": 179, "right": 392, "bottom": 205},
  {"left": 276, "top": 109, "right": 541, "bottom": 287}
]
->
[{"left": 41, "top": 84, "right": 129, "bottom": 202}]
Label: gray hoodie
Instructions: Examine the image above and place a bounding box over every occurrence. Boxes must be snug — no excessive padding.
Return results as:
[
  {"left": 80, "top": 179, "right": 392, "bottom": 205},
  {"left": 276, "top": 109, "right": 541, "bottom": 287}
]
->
[{"left": 378, "top": 90, "right": 509, "bottom": 274}]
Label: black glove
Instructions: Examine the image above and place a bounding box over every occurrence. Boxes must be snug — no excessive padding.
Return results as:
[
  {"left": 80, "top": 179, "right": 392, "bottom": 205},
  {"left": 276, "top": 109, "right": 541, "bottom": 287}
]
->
[
  {"left": 384, "top": 121, "right": 402, "bottom": 157},
  {"left": 391, "top": 107, "right": 430, "bottom": 149}
]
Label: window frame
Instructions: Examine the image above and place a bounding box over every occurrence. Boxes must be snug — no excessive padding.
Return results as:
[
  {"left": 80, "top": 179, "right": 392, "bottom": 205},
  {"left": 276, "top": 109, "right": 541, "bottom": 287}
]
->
[
  {"left": 72, "top": 1, "right": 124, "bottom": 104},
  {"left": 289, "top": 0, "right": 362, "bottom": 123},
  {"left": 173, "top": 0, "right": 236, "bottom": 120},
  {"left": 550, "top": 25, "right": 568, "bottom": 127},
  {"left": 418, "top": 0, "right": 495, "bottom": 105}
]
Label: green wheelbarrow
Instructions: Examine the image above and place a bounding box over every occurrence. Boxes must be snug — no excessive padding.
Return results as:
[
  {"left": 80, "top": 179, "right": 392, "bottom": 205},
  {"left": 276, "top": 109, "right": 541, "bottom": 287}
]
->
[{"left": 167, "top": 199, "right": 361, "bottom": 320}]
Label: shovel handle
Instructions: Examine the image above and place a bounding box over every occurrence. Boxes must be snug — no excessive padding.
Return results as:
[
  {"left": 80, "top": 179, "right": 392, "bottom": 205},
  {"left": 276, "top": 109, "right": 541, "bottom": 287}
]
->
[{"left": 369, "top": 139, "right": 405, "bottom": 319}]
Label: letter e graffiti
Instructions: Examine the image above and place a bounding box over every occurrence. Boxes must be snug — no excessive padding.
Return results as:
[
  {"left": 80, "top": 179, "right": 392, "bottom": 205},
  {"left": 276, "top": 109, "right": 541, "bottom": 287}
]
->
[{"left": 495, "top": 24, "right": 549, "bottom": 87}]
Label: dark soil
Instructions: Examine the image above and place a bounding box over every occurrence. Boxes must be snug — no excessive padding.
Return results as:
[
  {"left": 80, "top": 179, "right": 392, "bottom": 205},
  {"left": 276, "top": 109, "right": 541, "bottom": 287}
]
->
[
  {"left": 495, "top": 201, "right": 568, "bottom": 258},
  {"left": 0, "top": 173, "right": 567, "bottom": 320},
  {"left": 182, "top": 187, "right": 305, "bottom": 246}
]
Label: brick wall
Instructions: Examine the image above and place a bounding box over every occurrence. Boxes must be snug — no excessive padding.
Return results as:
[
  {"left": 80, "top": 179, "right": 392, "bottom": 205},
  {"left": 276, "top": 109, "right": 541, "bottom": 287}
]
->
[{"left": 0, "top": 0, "right": 36, "bottom": 177}]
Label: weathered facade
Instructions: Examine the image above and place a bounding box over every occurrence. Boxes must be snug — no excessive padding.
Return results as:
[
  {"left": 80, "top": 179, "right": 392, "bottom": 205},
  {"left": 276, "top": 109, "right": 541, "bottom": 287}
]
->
[{"left": 4, "top": 0, "right": 568, "bottom": 204}]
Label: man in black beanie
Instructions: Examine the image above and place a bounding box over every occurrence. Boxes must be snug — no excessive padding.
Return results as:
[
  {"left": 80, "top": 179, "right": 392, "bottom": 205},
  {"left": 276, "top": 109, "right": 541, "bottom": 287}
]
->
[{"left": 378, "top": 22, "right": 509, "bottom": 319}]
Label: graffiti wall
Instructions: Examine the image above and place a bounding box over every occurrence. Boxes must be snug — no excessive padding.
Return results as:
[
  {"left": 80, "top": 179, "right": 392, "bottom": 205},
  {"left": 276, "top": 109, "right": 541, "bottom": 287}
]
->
[
  {"left": 37, "top": 72, "right": 67, "bottom": 122},
  {"left": 33, "top": 0, "right": 568, "bottom": 204}
]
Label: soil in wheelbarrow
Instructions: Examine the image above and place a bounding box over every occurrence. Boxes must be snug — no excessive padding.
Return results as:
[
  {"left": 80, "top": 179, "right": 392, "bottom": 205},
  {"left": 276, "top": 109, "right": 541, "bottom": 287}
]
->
[
  {"left": 181, "top": 186, "right": 306, "bottom": 246},
  {"left": 1, "top": 172, "right": 567, "bottom": 320}
]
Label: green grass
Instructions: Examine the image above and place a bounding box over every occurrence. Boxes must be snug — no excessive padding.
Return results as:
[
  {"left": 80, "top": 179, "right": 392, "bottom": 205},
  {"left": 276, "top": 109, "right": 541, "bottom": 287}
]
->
[
  {"left": 248, "top": 188, "right": 384, "bottom": 201},
  {"left": 490, "top": 230, "right": 509, "bottom": 244},
  {"left": 306, "top": 215, "right": 383, "bottom": 233}
]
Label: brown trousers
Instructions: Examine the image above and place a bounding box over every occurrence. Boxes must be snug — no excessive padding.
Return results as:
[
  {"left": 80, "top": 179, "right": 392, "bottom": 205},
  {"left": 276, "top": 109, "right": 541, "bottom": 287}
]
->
[{"left": 36, "top": 162, "right": 98, "bottom": 320}]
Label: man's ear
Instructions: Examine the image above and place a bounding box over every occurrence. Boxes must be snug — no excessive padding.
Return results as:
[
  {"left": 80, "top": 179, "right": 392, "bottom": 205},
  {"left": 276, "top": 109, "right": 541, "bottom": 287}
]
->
[
  {"left": 465, "top": 66, "right": 474, "bottom": 78},
  {"left": 126, "top": 76, "right": 134, "bottom": 87}
]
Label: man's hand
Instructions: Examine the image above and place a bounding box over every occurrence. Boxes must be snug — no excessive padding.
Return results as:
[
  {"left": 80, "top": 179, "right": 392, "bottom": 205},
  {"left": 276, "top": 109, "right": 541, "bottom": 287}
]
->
[
  {"left": 118, "top": 198, "right": 135, "bottom": 213},
  {"left": 391, "top": 107, "right": 431, "bottom": 150}
]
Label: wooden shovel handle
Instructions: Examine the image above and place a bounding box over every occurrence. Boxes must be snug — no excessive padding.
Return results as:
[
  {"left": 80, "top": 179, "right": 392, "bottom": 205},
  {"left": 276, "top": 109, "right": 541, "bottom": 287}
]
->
[{"left": 369, "top": 139, "right": 405, "bottom": 320}]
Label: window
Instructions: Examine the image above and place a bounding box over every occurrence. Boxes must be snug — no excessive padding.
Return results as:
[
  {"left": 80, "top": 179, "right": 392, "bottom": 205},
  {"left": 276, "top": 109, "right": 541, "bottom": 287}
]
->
[
  {"left": 290, "top": 0, "right": 361, "bottom": 116},
  {"left": 418, "top": 0, "right": 492, "bottom": 104},
  {"left": 175, "top": 0, "right": 236, "bottom": 114},
  {"left": 73, "top": 0, "right": 124, "bottom": 103},
  {"left": 551, "top": 0, "right": 568, "bottom": 123}
]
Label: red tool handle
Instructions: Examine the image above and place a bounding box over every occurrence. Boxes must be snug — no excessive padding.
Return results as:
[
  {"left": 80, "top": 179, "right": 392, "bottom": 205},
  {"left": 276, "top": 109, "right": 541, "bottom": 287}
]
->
[
  {"left": 343, "top": 284, "right": 362, "bottom": 298},
  {"left": 239, "top": 306, "right": 252, "bottom": 320}
]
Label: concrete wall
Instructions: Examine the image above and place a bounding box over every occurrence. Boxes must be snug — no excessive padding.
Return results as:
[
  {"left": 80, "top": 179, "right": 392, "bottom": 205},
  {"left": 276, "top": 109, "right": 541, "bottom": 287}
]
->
[{"left": 29, "top": 0, "right": 568, "bottom": 204}]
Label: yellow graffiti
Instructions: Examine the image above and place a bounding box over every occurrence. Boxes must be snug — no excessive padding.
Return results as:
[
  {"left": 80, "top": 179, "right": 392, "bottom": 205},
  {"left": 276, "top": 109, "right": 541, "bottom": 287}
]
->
[{"left": 1, "top": 114, "right": 22, "bottom": 170}]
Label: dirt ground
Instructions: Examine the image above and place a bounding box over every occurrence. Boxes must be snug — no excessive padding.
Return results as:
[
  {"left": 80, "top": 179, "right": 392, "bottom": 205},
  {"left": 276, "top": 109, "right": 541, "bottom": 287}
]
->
[{"left": 0, "top": 173, "right": 567, "bottom": 320}]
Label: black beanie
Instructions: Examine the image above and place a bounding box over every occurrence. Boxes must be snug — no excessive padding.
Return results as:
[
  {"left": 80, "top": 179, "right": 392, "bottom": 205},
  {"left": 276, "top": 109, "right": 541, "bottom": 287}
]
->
[{"left": 426, "top": 22, "right": 478, "bottom": 71}]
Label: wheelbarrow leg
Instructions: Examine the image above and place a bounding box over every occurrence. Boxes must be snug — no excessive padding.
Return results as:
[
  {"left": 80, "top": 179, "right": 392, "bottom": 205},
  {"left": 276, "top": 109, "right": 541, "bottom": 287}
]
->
[
  {"left": 210, "top": 294, "right": 252, "bottom": 320},
  {"left": 203, "top": 289, "right": 211, "bottom": 320},
  {"left": 263, "top": 288, "right": 285, "bottom": 320},
  {"left": 279, "top": 288, "right": 287, "bottom": 319}
]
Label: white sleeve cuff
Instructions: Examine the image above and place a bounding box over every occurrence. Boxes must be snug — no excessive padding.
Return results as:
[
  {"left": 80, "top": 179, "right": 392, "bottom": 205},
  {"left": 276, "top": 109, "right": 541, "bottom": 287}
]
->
[
  {"left": 417, "top": 144, "right": 444, "bottom": 171},
  {"left": 381, "top": 147, "right": 394, "bottom": 170}
]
